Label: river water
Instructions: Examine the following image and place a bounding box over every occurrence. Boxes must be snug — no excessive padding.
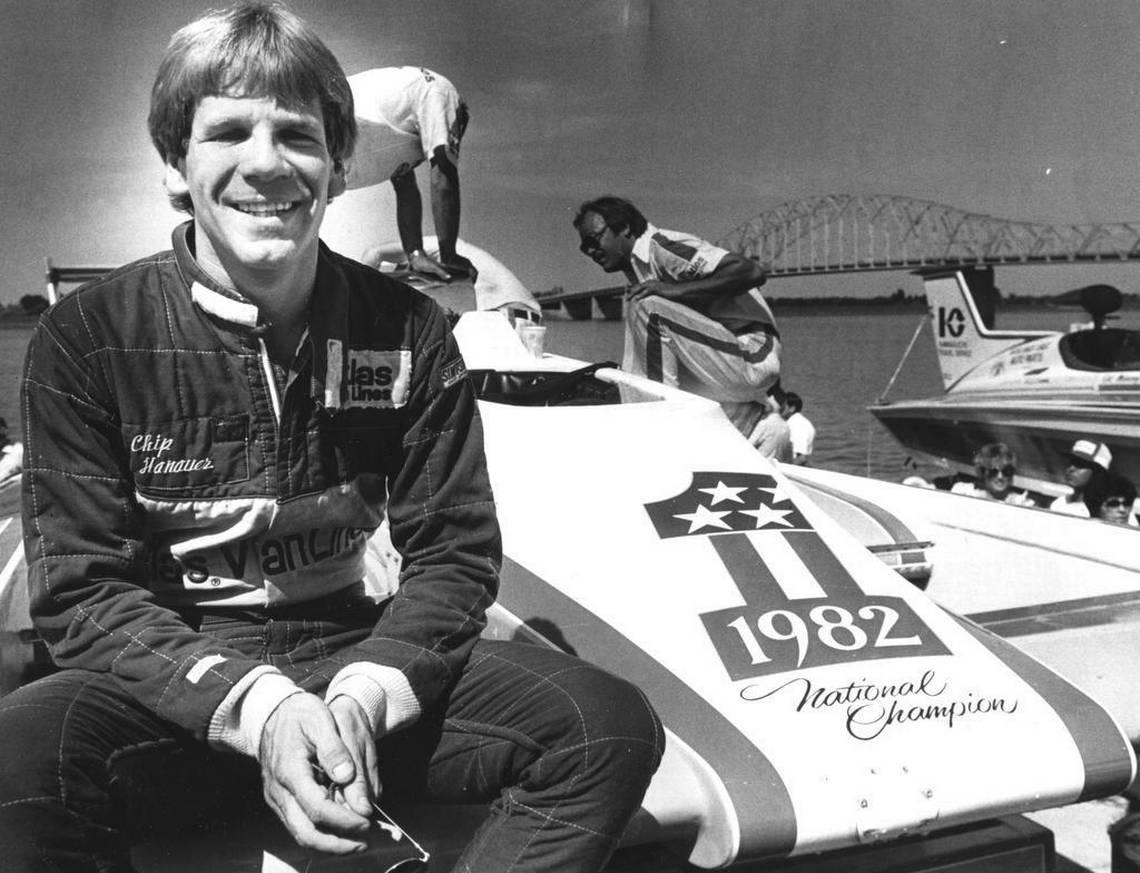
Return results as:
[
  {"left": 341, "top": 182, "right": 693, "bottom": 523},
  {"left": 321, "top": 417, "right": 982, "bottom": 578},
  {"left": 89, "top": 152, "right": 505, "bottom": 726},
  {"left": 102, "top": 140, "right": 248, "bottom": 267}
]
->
[
  {"left": 545, "top": 309, "right": 947, "bottom": 481},
  {"left": 1, "top": 305, "right": 1132, "bottom": 483}
]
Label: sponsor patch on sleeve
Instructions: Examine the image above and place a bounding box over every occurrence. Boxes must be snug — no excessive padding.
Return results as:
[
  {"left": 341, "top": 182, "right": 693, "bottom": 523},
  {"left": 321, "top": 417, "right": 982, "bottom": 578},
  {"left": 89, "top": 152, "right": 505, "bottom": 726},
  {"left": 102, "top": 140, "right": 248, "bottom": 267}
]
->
[
  {"left": 679, "top": 253, "right": 710, "bottom": 280},
  {"left": 440, "top": 356, "right": 467, "bottom": 389}
]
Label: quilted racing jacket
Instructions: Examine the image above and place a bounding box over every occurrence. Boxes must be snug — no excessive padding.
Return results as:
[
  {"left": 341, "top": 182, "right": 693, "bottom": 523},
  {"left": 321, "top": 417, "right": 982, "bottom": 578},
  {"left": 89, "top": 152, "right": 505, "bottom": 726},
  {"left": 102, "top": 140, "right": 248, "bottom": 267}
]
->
[{"left": 21, "top": 222, "right": 500, "bottom": 748}]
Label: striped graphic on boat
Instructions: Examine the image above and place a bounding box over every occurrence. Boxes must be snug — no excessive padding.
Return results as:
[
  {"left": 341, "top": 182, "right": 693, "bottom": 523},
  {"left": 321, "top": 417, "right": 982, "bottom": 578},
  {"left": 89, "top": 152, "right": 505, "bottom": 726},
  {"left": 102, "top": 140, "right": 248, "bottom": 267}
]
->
[
  {"left": 946, "top": 610, "right": 1135, "bottom": 802},
  {"left": 496, "top": 554, "right": 798, "bottom": 863}
]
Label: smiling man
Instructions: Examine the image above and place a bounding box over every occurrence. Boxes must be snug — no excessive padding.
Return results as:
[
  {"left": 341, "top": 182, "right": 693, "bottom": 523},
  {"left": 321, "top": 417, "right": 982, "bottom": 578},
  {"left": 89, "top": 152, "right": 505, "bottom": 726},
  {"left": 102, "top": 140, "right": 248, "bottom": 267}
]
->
[{"left": 0, "top": 4, "right": 661, "bottom": 871}]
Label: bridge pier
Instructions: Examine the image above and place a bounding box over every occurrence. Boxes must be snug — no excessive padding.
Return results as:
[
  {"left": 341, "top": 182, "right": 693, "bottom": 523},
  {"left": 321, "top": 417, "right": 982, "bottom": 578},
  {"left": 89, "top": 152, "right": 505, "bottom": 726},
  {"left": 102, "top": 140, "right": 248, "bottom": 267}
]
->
[
  {"left": 596, "top": 295, "right": 624, "bottom": 320},
  {"left": 564, "top": 299, "right": 593, "bottom": 320}
]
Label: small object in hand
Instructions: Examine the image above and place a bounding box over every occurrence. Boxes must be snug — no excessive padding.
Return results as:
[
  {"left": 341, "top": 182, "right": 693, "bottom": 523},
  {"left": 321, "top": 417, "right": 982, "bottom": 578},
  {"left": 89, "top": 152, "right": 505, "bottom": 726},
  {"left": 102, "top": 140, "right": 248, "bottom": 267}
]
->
[{"left": 310, "top": 765, "right": 431, "bottom": 871}]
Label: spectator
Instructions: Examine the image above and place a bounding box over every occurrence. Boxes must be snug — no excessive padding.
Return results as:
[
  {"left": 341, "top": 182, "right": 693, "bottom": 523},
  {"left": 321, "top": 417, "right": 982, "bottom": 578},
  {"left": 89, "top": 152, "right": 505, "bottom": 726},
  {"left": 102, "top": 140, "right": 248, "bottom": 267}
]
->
[
  {"left": 950, "top": 442, "right": 1037, "bottom": 506},
  {"left": 0, "top": 418, "right": 23, "bottom": 485},
  {"left": 750, "top": 386, "right": 793, "bottom": 461},
  {"left": 1083, "top": 471, "right": 1139, "bottom": 527},
  {"left": 779, "top": 391, "right": 815, "bottom": 465},
  {"left": 1049, "top": 439, "right": 1111, "bottom": 518}
]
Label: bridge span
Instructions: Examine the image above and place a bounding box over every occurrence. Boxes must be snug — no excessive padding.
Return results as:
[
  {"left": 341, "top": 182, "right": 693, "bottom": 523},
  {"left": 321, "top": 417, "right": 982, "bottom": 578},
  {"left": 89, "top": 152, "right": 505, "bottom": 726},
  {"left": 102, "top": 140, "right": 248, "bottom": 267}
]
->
[{"left": 537, "top": 194, "right": 1140, "bottom": 319}]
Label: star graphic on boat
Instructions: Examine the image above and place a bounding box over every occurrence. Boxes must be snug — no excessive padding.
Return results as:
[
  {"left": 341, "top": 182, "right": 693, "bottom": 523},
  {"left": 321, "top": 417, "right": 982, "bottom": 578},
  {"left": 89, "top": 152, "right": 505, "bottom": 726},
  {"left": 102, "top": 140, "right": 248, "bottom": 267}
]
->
[
  {"left": 698, "top": 480, "right": 748, "bottom": 505},
  {"left": 738, "top": 503, "right": 796, "bottom": 529},
  {"left": 756, "top": 481, "right": 793, "bottom": 505},
  {"left": 673, "top": 503, "right": 734, "bottom": 533}
]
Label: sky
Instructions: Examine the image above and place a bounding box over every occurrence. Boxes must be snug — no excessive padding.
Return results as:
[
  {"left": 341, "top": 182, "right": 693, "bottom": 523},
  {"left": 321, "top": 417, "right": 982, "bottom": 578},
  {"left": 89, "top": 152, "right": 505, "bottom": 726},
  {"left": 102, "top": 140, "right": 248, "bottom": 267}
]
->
[{"left": 4, "top": 0, "right": 1140, "bottom": 305}]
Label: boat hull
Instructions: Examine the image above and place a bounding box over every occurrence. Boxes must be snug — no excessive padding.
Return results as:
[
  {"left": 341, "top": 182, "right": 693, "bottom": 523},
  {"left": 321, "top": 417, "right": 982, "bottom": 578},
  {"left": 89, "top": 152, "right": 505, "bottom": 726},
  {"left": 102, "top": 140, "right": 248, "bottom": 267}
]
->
[{"left": 869, "top": 393, "right": 1140, "bottom": 495}]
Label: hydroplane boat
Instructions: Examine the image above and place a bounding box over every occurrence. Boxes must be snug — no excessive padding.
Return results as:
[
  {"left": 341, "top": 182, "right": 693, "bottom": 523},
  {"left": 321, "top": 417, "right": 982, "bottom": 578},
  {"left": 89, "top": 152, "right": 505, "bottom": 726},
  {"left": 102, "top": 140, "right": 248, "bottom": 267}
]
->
[
  {"left": 868, "top": 268, "right": 1140, "bottom": 495},
  {"left": 5, "top": 247, "right": 1140, "bottom": 872}
]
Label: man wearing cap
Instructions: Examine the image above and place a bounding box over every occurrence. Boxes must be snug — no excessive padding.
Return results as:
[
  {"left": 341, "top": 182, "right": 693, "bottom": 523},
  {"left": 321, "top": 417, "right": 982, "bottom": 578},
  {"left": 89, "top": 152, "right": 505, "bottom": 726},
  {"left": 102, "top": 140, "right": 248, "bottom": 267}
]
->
[{"left": 1049, "top": 439, "right": 1112, "bottom": 518}]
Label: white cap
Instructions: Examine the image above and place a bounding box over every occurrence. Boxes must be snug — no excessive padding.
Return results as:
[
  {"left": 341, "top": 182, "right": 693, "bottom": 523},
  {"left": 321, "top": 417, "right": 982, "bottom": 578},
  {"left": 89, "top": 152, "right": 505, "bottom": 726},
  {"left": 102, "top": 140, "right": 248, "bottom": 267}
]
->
[{"left": 1068, "top": 439, "right": 1112, "bottom": 471}]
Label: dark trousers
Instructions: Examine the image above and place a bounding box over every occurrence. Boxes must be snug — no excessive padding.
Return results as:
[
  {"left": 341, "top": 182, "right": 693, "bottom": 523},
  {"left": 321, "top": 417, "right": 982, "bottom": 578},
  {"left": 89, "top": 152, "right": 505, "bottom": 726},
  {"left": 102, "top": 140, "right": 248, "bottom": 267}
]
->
[{"left": 0, "top": 614, "right": 663, "bottom": 873}]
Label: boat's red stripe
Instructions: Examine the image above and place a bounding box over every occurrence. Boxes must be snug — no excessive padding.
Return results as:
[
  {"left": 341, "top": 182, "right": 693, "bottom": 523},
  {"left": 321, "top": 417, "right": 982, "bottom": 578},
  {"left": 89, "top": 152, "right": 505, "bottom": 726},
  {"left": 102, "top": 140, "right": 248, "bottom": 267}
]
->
[
  {"left": 498, "top": 555, "right": 798, "bottom": 862},
  {"left": 788, "top": 478, "right": 923, "bottom": 546},
  {"left": 946, "top": 610, "right": 1134, "bottom": 802},
  {"left": 968, "top": 591, "right": 1140, "bottom": 637}
]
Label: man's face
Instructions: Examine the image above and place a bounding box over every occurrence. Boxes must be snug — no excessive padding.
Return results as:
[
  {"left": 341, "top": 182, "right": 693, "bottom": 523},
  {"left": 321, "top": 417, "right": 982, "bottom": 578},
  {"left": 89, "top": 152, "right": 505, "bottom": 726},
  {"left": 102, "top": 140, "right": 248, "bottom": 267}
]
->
[
  {"left": 1063, "top": 459, "right": 1095, "bottom": 490},
  {"left": 165, "top": 94, "right": 335, "bottom": 286},
  {"left": 577, "top": 211, "right": 629, "bottom": 273}
]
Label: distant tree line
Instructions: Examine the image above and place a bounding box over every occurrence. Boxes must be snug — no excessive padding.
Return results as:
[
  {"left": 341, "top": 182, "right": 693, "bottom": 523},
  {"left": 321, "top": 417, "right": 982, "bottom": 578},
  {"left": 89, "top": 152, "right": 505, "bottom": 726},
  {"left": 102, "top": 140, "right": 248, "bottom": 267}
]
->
[{"left": 0, "top": 295, "right": 50, "bottom": 320}]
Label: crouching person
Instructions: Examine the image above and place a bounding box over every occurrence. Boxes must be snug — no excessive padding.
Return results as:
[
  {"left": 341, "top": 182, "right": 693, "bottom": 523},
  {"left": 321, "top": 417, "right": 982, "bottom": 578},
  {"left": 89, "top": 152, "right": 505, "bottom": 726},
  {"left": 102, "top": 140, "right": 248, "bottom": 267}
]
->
[{"left": 0, "top": 4, "right": 663, "bottom": 871}]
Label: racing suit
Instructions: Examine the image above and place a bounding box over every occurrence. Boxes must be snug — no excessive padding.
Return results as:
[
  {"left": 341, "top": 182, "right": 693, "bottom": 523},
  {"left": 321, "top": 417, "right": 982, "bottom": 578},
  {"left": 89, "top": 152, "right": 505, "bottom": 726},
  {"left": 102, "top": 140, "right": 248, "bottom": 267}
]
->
[
  {"left": 0, "top": 222, "right": 663, "bottom": 873},
  {"left": 20, "top": 220, "right": 498, "bottom": 748}
]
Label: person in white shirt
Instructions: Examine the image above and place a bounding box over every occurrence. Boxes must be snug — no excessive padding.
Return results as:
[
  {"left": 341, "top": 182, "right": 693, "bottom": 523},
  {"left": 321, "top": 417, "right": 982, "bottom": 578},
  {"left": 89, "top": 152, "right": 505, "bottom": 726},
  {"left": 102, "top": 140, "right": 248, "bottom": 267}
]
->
[
  {"left": 749, "top": 389, "right": 792, "bottom": 461},
  {"left": 779, "top": 392, "right": 815, "bottom": 465},
  {"left": 950, "top": 442, "right": 1037, "bottom": 507},
  {"left": 345, "top": 67, "right": 476, "bottom": 281},
  {"left": 0, "top": 418, "right": 23, "bottom": 484},
  {"left": 1048, "top": 439, "right": 1111, "bottom": 518}
]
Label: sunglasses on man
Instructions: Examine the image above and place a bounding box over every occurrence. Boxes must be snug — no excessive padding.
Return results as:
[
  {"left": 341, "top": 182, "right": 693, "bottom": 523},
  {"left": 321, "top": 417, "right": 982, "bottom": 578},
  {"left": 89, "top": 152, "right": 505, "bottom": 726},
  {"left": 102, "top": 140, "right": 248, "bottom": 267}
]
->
[{"left": 578, "top": 225, "right": 611, "bottom": 255}]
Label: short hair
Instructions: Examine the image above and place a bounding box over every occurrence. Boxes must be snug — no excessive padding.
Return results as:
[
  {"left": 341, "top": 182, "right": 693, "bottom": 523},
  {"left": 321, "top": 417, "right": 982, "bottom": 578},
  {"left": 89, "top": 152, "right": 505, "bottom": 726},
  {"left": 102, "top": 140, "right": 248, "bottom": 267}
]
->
[
  {"left": 573, "top": 196, "right": 649, "bottom": 238},
  {"left": 783, "top": 392, "right": 803, "bottom": 413},
  {"left": 1084, "top": 471, "right": 1138, "bottom": 516},
  {"left": 973, "top": 442, "right": 1016, "bottom": 473},
  {"left": 148, "top": 1, "right": 356, "bottom": 213}
]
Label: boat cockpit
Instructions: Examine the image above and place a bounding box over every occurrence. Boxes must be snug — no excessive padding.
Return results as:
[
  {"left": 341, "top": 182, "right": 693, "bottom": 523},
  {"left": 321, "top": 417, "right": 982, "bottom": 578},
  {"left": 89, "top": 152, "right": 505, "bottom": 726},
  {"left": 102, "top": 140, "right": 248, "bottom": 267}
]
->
[
  {"left": 1057, "top": 284, "right": 1140, "bottom": 371},
  {"left": 1059, "top": 328, "right": 1140, "bottom": 371},
  {"left": 468, "top": 362, "right": 621, "bottom": 406}
]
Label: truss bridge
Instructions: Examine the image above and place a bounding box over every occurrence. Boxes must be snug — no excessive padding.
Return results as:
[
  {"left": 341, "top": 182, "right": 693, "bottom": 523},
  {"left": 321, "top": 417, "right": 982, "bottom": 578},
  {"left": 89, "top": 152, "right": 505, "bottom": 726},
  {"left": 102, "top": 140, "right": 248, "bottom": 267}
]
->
[{"left": 718, "top": 193, "right": 1140, "bottom": 276}]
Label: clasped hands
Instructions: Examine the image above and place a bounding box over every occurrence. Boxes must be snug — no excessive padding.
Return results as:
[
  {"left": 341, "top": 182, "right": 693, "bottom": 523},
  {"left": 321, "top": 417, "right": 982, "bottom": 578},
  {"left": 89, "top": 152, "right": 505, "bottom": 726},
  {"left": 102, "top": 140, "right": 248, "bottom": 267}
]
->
[{"left": 260, "top": 692, "right": 382, "bottom": 855}]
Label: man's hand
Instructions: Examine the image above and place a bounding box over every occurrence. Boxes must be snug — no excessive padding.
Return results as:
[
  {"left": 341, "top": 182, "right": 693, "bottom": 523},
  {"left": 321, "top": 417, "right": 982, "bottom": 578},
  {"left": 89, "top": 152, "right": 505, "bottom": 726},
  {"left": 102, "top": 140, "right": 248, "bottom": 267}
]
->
[
  {"left": 328, "top": 695, "right": 382, "bottom": 817},
  {"left": 407, "top": 250, "right": 452, "bottom": 281},
  {"left": 260, "top": 693, "right": 372, "bottom": 854},
  {"left": 626, "top": 280, "right": 677, "bottom": 302}
]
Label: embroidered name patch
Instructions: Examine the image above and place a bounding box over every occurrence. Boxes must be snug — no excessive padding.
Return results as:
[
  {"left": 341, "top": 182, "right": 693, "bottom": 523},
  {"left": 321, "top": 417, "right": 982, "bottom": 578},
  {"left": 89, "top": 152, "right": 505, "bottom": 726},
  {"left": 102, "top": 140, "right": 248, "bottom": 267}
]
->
[
  {"left": 345, "top": 349, "right": 411, "bottom": 409},
  {"left": 127, "top": 414, "right": 251, "bottom": 493}
]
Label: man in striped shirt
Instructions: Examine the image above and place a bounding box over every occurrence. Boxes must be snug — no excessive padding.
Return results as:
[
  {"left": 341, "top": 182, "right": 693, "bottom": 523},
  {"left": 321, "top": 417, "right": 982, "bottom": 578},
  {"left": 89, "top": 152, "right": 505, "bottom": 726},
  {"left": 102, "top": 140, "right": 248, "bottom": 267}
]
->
[{"left": 574, "top": 196, "right": 782, "bottom": 445}]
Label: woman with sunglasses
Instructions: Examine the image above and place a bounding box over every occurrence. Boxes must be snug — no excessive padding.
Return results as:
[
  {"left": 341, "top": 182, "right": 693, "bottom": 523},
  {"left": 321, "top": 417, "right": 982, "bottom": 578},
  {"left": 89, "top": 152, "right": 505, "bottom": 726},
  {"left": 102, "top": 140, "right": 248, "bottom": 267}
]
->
[
  {"left": 1083, "top": 471, "right": 1140, "bottom": 527},
  {"left": 950, "top": 442, "right": 1038, "bottom": 506}
]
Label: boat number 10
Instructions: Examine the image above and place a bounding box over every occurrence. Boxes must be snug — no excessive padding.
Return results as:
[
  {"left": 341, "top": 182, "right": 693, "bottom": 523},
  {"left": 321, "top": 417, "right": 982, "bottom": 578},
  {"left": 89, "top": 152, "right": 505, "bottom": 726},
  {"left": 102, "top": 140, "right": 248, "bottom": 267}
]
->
[{"left": 726, "top": 604, "right": 921, "bottom": 669}]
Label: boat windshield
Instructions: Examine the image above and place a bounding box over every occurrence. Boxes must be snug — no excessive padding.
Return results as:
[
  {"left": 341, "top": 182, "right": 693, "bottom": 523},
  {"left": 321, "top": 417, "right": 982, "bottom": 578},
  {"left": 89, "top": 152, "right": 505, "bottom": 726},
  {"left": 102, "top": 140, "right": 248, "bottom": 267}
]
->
[
  {"left": 470, "top": 364, "right": 625, "bottom": 406},
  {"left": 1058, "top": 328, "right": 1140, "bottom": 371}
]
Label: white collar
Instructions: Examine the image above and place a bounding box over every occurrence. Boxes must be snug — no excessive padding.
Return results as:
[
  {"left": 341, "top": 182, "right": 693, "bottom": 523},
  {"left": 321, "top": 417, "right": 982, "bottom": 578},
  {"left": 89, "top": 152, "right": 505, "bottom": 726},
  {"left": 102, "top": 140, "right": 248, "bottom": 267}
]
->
[
  {"left": 630, "top": 222, "right": 659, "bottom": 265},
  {"left": 190, "top": 281, "right": 261, "bottom": 327}
]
